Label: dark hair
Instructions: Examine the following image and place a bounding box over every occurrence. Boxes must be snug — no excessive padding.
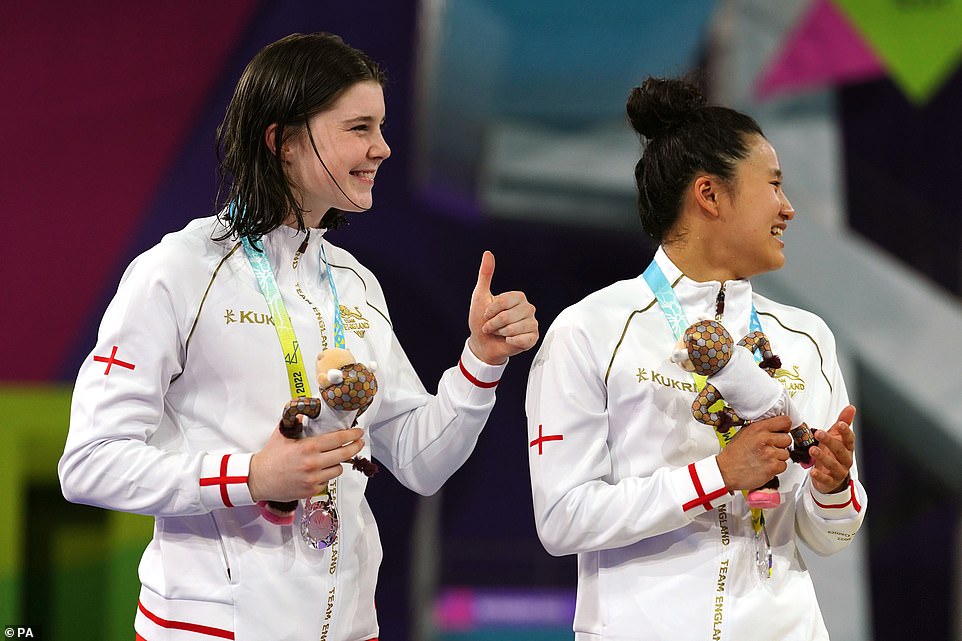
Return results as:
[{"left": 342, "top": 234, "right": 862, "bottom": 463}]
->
[
  {"left": 215, "top": 33, "right": 386, "bottom": 240},
  {"left": 626, "top": 76, "right": 763, "bottom": 243}
]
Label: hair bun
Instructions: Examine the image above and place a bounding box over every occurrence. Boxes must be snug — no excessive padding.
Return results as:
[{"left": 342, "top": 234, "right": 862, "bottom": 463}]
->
[{"left": 626, "top": 77, "right": 707, "bottom": 139}]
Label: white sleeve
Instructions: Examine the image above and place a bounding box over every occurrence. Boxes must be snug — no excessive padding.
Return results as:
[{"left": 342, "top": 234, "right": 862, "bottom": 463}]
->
[
  {"left": 794, "top": 335, "right": 867, "bottom": 555},
  {"left": 526, "top": 322, "right": 733, "bottom": 557},
  {"left": 368, "top": 334, "right": 506, "bottom": 496},
  {"left": 708, "top": 346, "right": 797, "bottom": 423},
  {"left": 58, "top": 251, "right": 255, "bottom": 517},
  {"left": 796, "top": 478, "right": 868, "bottom": 555}
]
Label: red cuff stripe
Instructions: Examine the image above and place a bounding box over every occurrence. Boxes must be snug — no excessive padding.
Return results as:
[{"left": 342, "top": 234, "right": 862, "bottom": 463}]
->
[
  {"left": 812, "top": 480, "right": 861, "bottom": 513},
  {"left": 198, "top": 454, "right": 247, "bottom": 508},
  {"left": 681, "top": 463, "right": 726, "bottom": 512},
  {"left": 218, "top": 454, "right": 232, "bottom": 508},
  {"left": 689, "top": 463, "right": 705, "bottom": 497},
  {"left": 138, "top": 600, "right": 235, "bottom": 639},
  {"left": 459, "top": 358, "right": 500, "bottom": 388},
  {"left": 850, "top": 480, "right": 862, "bottom": 512},
  {"left": 682, "top": 488, "right": 728, "bottom": 512}
]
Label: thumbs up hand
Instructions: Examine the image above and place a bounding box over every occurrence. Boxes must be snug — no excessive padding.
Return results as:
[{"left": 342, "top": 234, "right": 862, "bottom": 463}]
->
[{"left": 467, "top": 251, "right": 539, "bottom": 365}]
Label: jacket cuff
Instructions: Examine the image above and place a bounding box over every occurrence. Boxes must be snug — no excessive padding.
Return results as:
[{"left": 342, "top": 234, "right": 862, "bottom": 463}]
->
[
  {"left": 808, "top": 478, "right": 864, "bottom": 520},
  {"left": 199, "top": 452, "right": 255, "bottom": 509},
  {"left": 671, "top": 456, "right": 733, "bottom": 514},
  {"left": 457, "top": 339, "right": 507, "bottom": 390}
]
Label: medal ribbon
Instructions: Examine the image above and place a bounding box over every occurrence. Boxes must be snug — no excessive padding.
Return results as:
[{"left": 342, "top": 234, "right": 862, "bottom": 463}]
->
[
  {"left": 239, "top": 218, "right": 347, "bottom": 635},
  {"left": 320, "top": 244, "right": 346, "bottom": 350},
  {"left": 240, "top": 235, "right": 347, "bottom": 397},
  {"left": 642, "top": 260, "right": 765, "bottom": 535},
  {"left": 241, "top": 231, "right": 348, "bottom": 513},
  {"left": 241, "top": 235, "right": 313, "bottom": 398}
]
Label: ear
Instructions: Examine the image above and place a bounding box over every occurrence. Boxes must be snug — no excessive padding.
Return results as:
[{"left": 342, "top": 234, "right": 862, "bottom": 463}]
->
[
  {"left": 264, "top": 123, "right": 284, "bottom": 158},
  {"left": 692, "top": 175, "right": 720, "bottom": 219}
]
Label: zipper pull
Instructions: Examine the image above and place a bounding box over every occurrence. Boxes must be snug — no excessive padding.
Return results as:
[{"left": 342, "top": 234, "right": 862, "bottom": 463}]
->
[
  {"left": 714, "top": 284, "right": 726, "bottom": 321},
  {"left": 293, "top": 230, "right": 310, "bottom": 269},
  {"left": 297, "top": 229, "right": 310, "bottom": 255}
]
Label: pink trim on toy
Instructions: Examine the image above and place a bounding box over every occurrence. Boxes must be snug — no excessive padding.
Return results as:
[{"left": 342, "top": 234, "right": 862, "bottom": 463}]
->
[
  {"left": 257, "top": 501, "right": 296, "bottom": 525},
  {"left": 746, "top": 490, "right": 781, "bottom": 509}
]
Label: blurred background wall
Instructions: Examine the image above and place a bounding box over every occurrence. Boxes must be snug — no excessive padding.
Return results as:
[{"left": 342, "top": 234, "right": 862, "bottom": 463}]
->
[{"left": 3, "top": 1, "right": 962, "bottom": 639}]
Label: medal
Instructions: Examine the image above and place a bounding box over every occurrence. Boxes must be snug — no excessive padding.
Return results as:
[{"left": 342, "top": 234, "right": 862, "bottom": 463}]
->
[
  {"left": 302, "top": 495, "right": 340, "bottom": 549},
  {"left": 241, "top": 230, "right": 350, "bottom": 550}
]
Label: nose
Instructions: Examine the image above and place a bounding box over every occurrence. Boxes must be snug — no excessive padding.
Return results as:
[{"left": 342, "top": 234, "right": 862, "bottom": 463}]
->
[
  {"left": 780, "top": 192, "right": 795, "bottom": 220},
  {"left": 371, "top": 131, "right": 391, "bottom": 161}
]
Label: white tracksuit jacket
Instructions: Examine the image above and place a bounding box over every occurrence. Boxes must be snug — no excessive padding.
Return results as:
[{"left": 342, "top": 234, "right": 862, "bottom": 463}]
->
[
  {"left": 526, "top": 247, "right": 867, "bottom": 641},
  {"left": 60, "top": 216, "right": 507, "bottom": 641}
]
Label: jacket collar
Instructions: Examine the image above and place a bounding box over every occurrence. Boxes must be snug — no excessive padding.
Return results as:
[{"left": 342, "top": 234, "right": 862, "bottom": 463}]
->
[
  {"left": 651, "top": 246, "right": 757, "bottom": 338},
  {"left": 259, "top": 225, "right": 329, "bottom": 271}
]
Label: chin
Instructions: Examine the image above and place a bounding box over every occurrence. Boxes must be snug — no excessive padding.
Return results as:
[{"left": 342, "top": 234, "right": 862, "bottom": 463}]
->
[
  {"left": 340, "top": 198, "right": 373, "bottom": 213},
  {"left": 348, "top": 191, "right": 374, "bottom": 211},
  {"left": 745, "top": 255, "right": 785, "bottom": 278}
]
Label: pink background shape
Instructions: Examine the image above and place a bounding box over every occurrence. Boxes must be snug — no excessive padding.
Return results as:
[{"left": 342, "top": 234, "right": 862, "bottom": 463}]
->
[{"left": 756, "top": 0, "right": 886, "bottom": 101}]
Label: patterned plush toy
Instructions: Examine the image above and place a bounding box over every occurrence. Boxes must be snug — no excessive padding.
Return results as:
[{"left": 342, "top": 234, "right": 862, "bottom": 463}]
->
[
  {"left": 670, "top": 320, "right": 817, "bottom": 509},
  {"left": 259, "top": 348, "right": 379, "bottom": 525}
]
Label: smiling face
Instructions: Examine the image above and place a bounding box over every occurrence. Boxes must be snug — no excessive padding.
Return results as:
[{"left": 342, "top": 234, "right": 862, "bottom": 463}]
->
[
  {"left": 713, "top": 134, "right": 795, "bottom": 279},
  {"left": 282, "top": 80, "right": 390, "bottom": 225}
]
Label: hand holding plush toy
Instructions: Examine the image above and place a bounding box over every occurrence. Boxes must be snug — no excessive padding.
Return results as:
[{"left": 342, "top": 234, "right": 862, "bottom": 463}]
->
[
  {"left": 670, "top": 320, "right": 817, "bottom": 509},
  {"left": 259, "top": 348, "right": 379, "bottom": 525}
]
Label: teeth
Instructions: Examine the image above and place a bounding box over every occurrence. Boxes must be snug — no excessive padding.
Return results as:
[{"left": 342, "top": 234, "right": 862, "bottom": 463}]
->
[{"left": 771, "top": 228, "right": 783, "bottom": 237}]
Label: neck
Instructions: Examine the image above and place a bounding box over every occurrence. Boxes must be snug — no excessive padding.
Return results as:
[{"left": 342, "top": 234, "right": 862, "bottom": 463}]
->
[
  {"left": 284, "top": 209, "right": 326, "bottom": 230},
  {"left": 663, "top": 239, "right": 740, "bottom": 283}
]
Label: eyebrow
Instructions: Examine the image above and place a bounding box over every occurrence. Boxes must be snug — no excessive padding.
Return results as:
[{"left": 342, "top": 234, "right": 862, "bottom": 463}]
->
[
  {"left": 342, "top": 115, "right": 383, "bottom": 125},
  {"left": 771, "top": 168, "right": 783, "bottom": 180}
]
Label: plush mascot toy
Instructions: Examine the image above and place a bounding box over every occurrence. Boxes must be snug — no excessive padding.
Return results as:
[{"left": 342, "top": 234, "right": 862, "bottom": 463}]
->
[
  {"left": 259, "top": 348, "right": 379, "bottom": 525},
  {"left": 670, "top": 320, "right": 817, "bottom": 509}
]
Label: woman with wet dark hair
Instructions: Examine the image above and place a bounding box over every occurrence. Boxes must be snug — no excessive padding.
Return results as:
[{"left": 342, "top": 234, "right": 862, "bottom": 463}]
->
[
  {"left": 526, "top": 76, "right": 865, "bottom": 640},
  {"left": 215, "top": 32, "right": 385, "bottom": 237},
  {"left": 60, "top": 33, "right": 538, "bottom": 641}
]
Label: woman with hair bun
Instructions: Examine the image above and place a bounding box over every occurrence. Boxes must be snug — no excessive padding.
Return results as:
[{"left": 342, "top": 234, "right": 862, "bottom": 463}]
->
[{"left": 526, "top": 76, "right": 865, "bottom": 640}]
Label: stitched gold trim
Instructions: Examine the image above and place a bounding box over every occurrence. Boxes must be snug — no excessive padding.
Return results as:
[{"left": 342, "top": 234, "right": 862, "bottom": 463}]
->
[
  {"left": 327, "top": 261, "right": 392, "bottom": 328},
  {"left": 604, "top": 274, "right": 683, "bottom": 386},
  {"left": 604, "top": 301, "right": 658, "bottom": 387},
  {"left": 173, "top": 242, "right": 243, "bottom": 383},
  {"left": 757, "top": 310, "right": 833, "bottom": 394}
]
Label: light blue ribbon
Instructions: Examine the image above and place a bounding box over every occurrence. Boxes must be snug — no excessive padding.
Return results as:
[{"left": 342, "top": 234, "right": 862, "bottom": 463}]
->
[
  {"left": 642, "top": 260, "right": 763, "bottom": 363},
  {"left": 240, "top": 226, "right": 347, "bottom": 398}
]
